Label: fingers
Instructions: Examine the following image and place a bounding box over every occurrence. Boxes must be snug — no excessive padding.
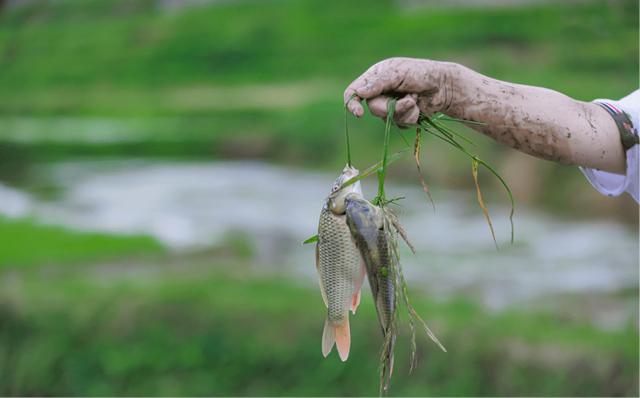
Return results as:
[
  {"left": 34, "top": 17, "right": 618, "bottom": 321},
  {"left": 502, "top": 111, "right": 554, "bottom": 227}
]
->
[
  {"left": 344, "top": 89, "right": 364, "bottom": 118},
  {"left": 366, "top": 94, "right": 420, "bottom": 126},
  {"left": 355, "top": 78, "right": 386, "bottom": 99},
  {"left": 344, "top": 73, "right": 369, "bottom": 117},
  {"left": 396, "top": 101, "right": 420, "bottom": 127},
  {"left": 343, "top": 79, "right": 386, "bottom": 117},
  {"left": 344, "top": 58, "right": 402, "bottom": 118},
  {"left": 395, "top": 94, "right": 420, "bottom": 126},
  {"left": 367, "top": 95, "right": 390, "bottom": 119}
]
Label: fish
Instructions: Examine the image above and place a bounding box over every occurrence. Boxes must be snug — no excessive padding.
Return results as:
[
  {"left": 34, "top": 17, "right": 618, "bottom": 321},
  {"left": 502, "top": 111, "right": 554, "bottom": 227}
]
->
[
  {"left": 315, "top": 165, "right": 366, "bottom": 361},
  {"left": 344, "top": 193, "right": 396, "bottom": 387}
]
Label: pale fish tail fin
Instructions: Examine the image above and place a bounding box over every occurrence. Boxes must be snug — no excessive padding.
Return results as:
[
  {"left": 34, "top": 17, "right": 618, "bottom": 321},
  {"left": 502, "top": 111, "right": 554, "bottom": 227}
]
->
[
  {"left": 334, "top": 318, "right": 351, "bottom": 362},
  {"left": 322, "top": 317, "right": 335, "bottom": 357},
  {"left": 323, "top": 316, "right": 351, "bottom": 362}
]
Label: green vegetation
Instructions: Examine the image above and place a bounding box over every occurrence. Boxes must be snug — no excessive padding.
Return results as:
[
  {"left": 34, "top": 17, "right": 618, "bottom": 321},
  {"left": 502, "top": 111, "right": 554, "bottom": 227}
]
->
[
  {"left": 0, "top": 0, "right": 636, "bottom": 96},
  {"left": 0, "top": 217, "right": 634, "bottom": 396},
  {"left": 0, "top": 0, "right": 635, "bottom": 132},
  {"left": 0, "top": 1, "right": 637, "bottom": 396},
  {"left": 0, "top": 216, "right": 163, "bottom": 268},
  {"left": 1, "top": 261, "right": 637, "bottom": 396},
  {"left": 0, "top": 0, "right": 637, "bottom": 217}
]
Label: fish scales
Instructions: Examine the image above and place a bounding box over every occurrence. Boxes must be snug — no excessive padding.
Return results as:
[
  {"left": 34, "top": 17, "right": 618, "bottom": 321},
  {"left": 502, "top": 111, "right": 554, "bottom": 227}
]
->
[
  {"left": 315, "top": 165, "right": 365, "bottom": 362},
  {"left": 343, "top": 196, "right": 395, "bottom": 333},
  {"left": 318, "top": 208, "right": 362, "bottom": 323},
  {"left": 373, "top": 224, "right": 395, "bottom": 332},
  {"left": 344, "top": 194, "right": 397, "bottom": 391}
]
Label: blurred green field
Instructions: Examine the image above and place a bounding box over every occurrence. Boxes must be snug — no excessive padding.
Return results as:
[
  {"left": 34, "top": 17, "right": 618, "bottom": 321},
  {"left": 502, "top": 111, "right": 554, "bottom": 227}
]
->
[
  {"left": 0, "top": 218, "right": 637, "bottom": 396},
  {"left": 0, "top": 216, "right": 163, "bottom": 268},
  {"left": 0, "top": 0, "right": 636, "bottom": 94},
  {"left": 0, "top": 229, "right": 636, "bottom": 396},
  {"left": 0, "top": 1, "right": 638, "bottom": 396},
  {"left": 0, "top": 0, "right": 637, "bottom": 218}
]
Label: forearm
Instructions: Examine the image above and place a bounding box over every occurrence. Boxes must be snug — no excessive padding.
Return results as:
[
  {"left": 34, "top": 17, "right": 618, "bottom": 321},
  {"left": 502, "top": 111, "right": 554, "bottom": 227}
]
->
[{"left": 444, "top": 64, "right": 625, "bottom": 173}]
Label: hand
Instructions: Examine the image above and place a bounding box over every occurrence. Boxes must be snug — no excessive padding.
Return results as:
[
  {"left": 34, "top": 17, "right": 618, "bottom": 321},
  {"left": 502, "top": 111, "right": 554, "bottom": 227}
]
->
[{"left": 343, "top": 57, "right": 458, "bottom": 126}]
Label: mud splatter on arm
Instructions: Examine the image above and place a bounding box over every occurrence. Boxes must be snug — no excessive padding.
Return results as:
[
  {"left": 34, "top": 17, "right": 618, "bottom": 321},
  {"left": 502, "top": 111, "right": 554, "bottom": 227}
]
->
[
  {"left": 345, "top": 58, "right": 625, "bottom": 173},
  {"left": 447, "top": 64, "right": 624, "bottom": 173}
]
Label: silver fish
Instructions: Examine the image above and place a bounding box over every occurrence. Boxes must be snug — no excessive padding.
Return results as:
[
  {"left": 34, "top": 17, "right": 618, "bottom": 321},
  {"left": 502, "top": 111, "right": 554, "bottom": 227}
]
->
[{"left": 315, "top": 165, "right": 365, "bottom": 361}]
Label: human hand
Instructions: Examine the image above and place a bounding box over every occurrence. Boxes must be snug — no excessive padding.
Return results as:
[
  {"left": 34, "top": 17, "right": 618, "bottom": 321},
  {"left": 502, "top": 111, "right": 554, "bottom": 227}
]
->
[{"left": 343, "top": 57, "right": 459, "bottom": 126}]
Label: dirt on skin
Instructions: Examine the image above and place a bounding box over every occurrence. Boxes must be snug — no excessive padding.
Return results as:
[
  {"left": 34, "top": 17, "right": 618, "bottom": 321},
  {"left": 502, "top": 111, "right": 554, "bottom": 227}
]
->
[{"left": 344, "top": 57, "right": 626, "bottom": 173}]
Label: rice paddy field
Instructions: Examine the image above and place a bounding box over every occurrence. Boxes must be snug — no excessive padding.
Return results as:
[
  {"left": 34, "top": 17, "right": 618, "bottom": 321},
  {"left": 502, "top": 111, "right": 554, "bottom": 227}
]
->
[{"left": 0, "top": 0, "right": 638, "bottom": 396}]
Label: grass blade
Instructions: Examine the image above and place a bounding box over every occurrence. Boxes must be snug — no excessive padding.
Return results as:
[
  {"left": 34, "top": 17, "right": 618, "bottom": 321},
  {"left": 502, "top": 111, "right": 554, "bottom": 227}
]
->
[
  {"left": 374, "top": 99, "right": 396, "bottom": 204},
  {"left": 414, "top": 127, "right": 435, "bottom": 210},
  {"left": 433, "top": 112, "right": 487, "bottom": 126},
  {"left": 430, "top": 118, "right": 477, "bottom": 146},
  {"left": 340, "top": 149, "right": 409, "bottom": 189},
  {"left": 389, "top": 210, "right": 416, "bottom": 254},
  {"left": 471, "top": 159, "right": 498, "bottom": 249},
  {"left": 421, "top": 116, "right": 516, "bottom": 245},
  {"left": 474, "top": 157, "right": 516, "bottom": 244},
  {"left": 344, "top": 93, "right": 357, "bottom": 167}
]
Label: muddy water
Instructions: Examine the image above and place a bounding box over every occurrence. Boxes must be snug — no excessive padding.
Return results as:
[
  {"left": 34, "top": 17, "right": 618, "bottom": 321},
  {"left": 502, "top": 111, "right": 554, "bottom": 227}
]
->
[{"left": 1, "top": 160, "right": 637, "bottom": 328}]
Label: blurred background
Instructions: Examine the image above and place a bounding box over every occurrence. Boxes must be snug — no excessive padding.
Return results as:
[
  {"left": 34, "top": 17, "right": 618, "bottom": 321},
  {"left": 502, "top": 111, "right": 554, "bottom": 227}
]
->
[{"left": 0, "top": 0, "right": 638, "bottom": 396}]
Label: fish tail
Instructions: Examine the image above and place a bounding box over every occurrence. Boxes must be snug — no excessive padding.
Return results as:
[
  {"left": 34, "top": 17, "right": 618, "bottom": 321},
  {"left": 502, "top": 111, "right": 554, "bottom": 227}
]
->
[
  {"left": 334, "top": 318, "right": 351, "bottom": 361},
  {"left": 321, "top": 317, "right": 335, "bottom": 357},
  {"left": 322, "top": 317, "right": 351, "bottom": 361}
]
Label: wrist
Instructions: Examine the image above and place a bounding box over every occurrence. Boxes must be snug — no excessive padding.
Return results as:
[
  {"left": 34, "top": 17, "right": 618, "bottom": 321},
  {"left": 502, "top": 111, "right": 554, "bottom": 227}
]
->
[
  {"left": 416, "top": 60, "right": 464, "bottom": 116},
  {"left": 438, "top": 62, "right": 468, "bottom": 116}
]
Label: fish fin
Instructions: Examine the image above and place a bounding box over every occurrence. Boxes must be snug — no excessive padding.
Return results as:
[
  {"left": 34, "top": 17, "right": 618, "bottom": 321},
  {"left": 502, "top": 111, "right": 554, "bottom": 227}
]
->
[
  {"left": 350, "top": 290, "right": 361, "bottom": 314},
  {"left": 334, "top": 319, "right": 351, "bottom": 362},
  {"left": 321, "top": 318, "right": 335, "bottom": 357},
  {"left": 355, "top": 261, "right": 366, "bottom": 291},
  {"left": 318, "top": 280, "right": 328, "bottom": 307},
  {"left": 350, "top": 261, "right": 366, "bottom": 314}
]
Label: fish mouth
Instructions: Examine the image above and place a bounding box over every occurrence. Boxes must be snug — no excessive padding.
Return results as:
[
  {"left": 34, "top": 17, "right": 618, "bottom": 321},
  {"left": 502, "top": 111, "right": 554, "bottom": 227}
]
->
[
  {"left": 342, "top": 164, "right": 359, "bottom": 174},
  {"left": 325, "top": 165, "right": 362, "bottom": 214},
  {"left": 340, "top": 164, "right": 359, "bottom": 183}
]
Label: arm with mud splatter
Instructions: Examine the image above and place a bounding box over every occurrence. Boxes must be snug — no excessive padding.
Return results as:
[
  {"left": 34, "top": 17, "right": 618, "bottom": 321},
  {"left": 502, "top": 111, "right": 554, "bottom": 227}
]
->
[{"left": 344, "top": 57, "right": 625, "bottom": 174}]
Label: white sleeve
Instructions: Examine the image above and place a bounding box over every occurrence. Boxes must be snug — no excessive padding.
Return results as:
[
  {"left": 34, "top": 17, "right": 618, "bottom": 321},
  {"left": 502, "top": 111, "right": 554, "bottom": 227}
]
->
[{"left": 579, "top": 90, "right": 640, "bottom": 203}]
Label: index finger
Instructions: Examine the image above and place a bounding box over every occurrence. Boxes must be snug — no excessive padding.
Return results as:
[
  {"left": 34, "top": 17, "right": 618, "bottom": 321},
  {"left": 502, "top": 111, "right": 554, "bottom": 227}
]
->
[
  {"left": 344, "top": 60, "right": 401, "bottom": 117},
  {"left": 343, "top": 74, "right": 387, "bottom": 117},
  {"left": 343, "top": 77, "right": 366, "bottom": 117}
]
